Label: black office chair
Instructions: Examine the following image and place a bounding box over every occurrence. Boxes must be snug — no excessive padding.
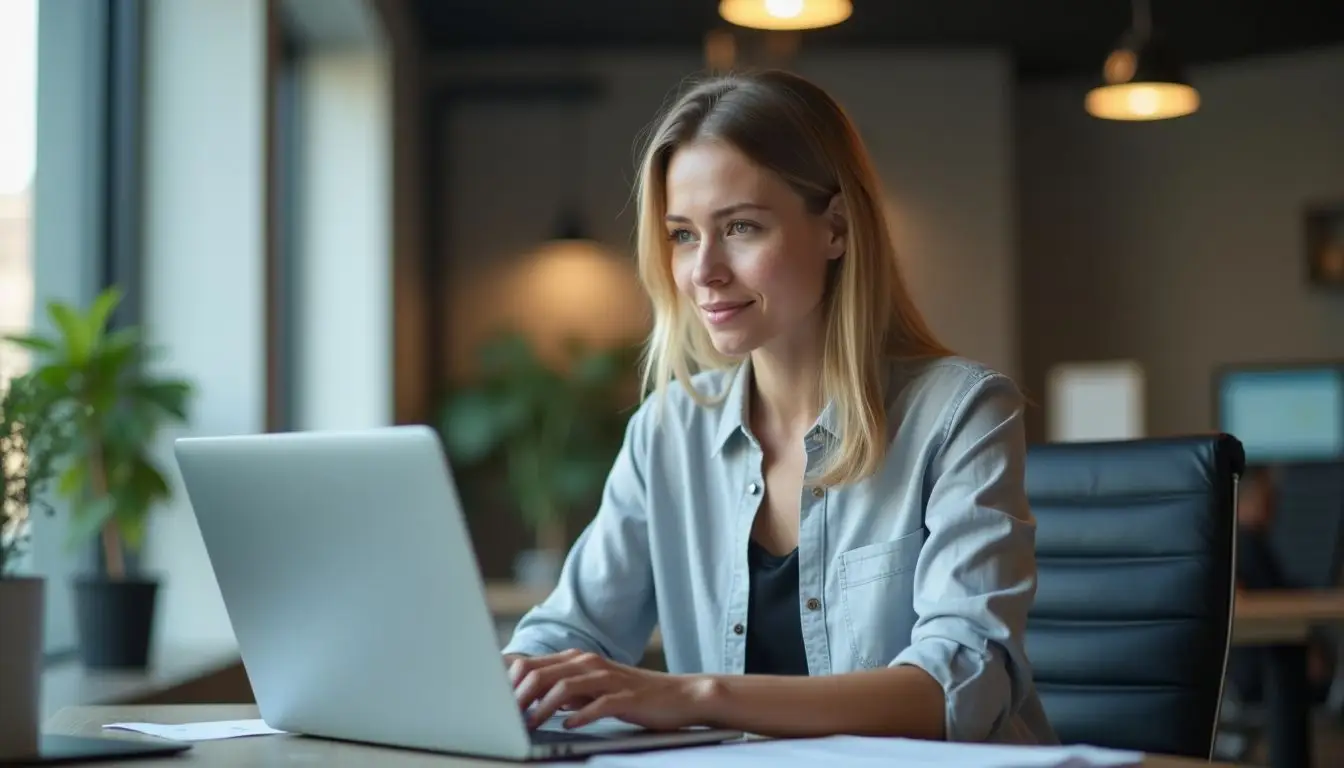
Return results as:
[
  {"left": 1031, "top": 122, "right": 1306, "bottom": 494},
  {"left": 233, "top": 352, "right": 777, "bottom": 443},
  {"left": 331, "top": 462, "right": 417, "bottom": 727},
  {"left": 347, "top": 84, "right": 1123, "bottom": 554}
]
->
[{"left": 1024, "top": 434, "right": 1244, "bottom": 759}]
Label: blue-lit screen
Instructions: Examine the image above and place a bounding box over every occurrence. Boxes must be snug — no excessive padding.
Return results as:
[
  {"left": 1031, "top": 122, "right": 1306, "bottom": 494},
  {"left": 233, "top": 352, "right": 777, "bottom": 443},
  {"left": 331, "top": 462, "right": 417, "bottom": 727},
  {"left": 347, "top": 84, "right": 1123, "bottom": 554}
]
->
[{"left": 1218, "top": 367, "right": 1344, "bottom": 463}]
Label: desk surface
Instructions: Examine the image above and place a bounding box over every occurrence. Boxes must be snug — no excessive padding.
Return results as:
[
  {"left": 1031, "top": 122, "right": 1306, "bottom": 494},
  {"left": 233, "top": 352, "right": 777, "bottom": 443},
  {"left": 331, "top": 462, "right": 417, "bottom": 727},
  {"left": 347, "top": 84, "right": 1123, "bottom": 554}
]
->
[
  {"left": 1231, "top": 588, "right": 1344, "bottom": 644},
  {"left": 46, "top": 704, "right": 1240, "bottom": 767}
]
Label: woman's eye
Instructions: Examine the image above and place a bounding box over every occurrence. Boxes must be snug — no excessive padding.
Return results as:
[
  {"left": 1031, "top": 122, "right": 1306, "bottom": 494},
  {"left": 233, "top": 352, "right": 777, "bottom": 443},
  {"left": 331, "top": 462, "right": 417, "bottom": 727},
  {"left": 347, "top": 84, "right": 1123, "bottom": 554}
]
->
[
  {"left": 727, "top": 220, "right": 757, "bottom": 236},
  {"left": 667, "top": 228, "right": 694, "bottom": 244}
]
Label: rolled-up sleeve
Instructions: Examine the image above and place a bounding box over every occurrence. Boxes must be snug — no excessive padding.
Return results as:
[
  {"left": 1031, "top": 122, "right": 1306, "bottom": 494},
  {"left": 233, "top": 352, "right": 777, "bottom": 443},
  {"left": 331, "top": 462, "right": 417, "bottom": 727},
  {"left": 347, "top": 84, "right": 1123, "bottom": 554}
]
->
[
  {"left": 890, "top": 372, "right": 1038, "bottom": 743},
  {"left": 501, "top": 400, "right": 658, "bottom": 666}
]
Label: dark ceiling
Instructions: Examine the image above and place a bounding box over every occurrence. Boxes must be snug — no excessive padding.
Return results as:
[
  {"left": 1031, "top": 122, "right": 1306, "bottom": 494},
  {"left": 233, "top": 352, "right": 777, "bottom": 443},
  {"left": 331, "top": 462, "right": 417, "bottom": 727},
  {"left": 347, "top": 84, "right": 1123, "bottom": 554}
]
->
[{"left": 409, "top": 0, "right": 1344, "bottom": 77}]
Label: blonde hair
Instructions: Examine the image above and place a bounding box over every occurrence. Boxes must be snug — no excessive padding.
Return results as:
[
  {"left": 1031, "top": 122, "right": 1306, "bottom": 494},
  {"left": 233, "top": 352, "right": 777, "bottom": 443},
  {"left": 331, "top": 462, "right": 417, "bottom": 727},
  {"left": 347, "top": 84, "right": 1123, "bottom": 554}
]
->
[{"left": 634, "top": 70, "right": 952, "bottom": 486}]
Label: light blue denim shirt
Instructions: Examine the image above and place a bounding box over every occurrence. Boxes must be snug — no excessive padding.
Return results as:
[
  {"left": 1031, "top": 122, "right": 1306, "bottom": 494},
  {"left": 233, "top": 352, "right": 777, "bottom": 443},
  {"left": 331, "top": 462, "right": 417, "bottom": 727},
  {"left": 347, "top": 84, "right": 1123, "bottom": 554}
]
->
[{"left": 503, "top": 356, "right": 1058, "bottom": 745}]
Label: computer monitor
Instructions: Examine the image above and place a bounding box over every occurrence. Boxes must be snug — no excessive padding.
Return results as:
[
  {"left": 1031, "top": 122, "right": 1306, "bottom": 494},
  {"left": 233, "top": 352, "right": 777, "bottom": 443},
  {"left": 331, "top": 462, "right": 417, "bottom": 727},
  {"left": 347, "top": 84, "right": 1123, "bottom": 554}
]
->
[{"left": 1215, "top": 363, "right": 1344, "bottom": 465}]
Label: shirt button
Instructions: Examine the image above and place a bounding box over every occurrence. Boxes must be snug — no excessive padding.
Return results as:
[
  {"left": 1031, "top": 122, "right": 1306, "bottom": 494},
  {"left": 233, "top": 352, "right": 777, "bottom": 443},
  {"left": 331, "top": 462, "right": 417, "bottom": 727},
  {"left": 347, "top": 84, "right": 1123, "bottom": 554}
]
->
[
  {"left": 811, "top": 486, "right": 824, "bottom": 498},
  {"left": 806, "top": 598, "right": 821, "bottom": 611},
  {"left": 747, "top": 482, "right": 760, "bottom": 495},
  {"left": 732, "top": 623, "right": 745, "bottom": 635}
]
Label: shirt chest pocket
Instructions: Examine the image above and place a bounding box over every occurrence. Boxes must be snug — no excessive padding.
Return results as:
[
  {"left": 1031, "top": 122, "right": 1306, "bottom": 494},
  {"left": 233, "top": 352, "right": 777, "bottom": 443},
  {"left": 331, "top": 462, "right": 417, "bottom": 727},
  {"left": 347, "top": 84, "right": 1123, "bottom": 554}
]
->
[{"left": 837, "top": 529, "right": 924, "bottom": 669}]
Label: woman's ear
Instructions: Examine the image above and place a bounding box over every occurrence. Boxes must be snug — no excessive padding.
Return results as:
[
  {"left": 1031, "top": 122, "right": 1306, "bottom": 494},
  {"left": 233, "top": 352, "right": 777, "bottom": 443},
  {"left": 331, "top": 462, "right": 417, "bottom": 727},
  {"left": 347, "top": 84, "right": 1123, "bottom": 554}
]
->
[{"left": 824, "top": 193, "right": 847, "bottom": 261}]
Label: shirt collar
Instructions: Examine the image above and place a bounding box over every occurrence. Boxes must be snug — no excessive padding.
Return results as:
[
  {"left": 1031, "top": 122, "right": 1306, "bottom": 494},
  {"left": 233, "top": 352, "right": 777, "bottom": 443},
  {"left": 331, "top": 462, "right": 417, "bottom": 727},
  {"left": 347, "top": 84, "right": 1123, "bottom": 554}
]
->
[
  {"left": 711, "top": 361, "right": 753, "bottom": 456},
  {"left": 710, "top": 358, "right": 844, "bottom": 456}
]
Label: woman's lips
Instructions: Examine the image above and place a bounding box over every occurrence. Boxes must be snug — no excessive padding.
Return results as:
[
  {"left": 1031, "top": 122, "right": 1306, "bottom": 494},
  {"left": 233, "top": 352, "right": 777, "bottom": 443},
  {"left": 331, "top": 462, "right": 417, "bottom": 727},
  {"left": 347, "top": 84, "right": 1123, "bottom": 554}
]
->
[{"left": 700, "top": 301, "right": 754, "bottom": 325}]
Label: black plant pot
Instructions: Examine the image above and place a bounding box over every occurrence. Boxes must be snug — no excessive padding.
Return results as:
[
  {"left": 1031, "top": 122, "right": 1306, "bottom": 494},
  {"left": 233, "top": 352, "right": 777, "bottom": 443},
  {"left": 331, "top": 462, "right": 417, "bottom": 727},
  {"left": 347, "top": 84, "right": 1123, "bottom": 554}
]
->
[{"left": 72, "top": 577, "right": 159, "bottom": 670}]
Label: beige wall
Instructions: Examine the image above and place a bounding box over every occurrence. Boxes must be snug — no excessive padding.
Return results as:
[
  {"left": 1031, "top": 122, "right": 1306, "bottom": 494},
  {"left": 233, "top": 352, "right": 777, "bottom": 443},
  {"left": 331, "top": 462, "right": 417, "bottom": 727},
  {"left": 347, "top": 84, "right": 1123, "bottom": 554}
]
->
[
  {"left": 1018, "top": 45, "right": 1344, "bottom": 440},
  {"left": 432, "top": 49, "right": 1020, "bottom": 382},
  {"left": 431, "top": 44, "right": 1344, "bottom": 455}
]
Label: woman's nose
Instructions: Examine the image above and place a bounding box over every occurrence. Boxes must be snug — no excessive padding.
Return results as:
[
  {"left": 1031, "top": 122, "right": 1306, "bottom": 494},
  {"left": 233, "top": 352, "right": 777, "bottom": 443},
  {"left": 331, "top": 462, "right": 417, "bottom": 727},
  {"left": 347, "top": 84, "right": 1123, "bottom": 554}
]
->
[{"left": 691, "top": 241, "right": 729, "bottom": 287}]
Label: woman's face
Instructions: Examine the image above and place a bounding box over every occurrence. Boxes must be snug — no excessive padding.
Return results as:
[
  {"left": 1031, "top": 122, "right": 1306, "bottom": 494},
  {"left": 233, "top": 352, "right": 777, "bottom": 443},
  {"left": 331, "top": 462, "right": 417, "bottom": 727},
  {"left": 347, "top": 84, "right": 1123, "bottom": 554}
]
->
[{"left": 664, "top": 139, "right": 844, "bottom": 359}]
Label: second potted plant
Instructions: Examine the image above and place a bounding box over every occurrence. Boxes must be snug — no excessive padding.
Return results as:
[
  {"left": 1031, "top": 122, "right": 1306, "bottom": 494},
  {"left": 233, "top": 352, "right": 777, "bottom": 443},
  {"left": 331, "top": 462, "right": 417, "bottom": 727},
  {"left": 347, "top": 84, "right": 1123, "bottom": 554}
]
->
[
  {"left": 439, "top": 332, "right": 639, "bottom": 588},
  {"left": 6, "top": 287, "right": 194, "bottom": 669}
]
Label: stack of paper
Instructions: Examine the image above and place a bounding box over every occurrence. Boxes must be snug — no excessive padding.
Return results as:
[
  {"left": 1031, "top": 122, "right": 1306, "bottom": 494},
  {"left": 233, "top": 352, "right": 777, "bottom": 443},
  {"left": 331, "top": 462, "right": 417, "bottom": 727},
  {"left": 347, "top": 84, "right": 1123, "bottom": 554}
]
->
[
  {"left": 589, "top": 735, "right": 1143, "bottom": 768},
  {"left": 104, "top": 720, "right": 286, "bottom": 742}
]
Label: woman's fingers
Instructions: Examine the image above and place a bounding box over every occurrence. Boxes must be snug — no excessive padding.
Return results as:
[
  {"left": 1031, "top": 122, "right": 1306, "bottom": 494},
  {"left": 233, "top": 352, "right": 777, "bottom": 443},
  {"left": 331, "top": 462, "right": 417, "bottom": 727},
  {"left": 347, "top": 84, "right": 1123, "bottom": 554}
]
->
[
  {"left": 562, "top": 690, "right": 636, "bottom": 729},
  {"left": 513, "top": 652, "right": 609, "bottom": 713},
  {"left": 526, "top": 669, "right": 619, "bottom": 729},
  {"left": 507, "top": 649, "right": 584, "bottom": 686}
]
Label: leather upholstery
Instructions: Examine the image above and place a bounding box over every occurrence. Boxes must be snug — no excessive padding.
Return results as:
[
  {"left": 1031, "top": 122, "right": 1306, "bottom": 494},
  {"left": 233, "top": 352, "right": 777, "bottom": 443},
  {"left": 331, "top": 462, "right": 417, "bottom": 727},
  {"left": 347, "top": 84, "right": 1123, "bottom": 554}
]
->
[{"left": 1024, "top": 435, "right": 1245, "bottom": 758}]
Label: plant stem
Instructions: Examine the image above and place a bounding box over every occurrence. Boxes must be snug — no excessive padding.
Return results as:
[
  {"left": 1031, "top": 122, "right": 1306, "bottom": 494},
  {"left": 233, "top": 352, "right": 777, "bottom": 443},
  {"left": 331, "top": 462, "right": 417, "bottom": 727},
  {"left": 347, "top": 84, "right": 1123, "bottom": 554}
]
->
[
  {"left": 101, "top": 525, "right": 124, "bottom": 581},
  {"left": 87, "top": 437, "right": 125, "bottom": 581}
]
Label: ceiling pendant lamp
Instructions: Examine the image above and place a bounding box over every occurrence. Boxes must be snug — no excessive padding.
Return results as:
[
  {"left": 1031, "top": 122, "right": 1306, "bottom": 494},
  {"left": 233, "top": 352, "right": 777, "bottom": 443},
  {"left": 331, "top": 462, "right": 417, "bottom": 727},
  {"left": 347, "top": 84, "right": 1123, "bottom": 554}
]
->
[
  {"left": 1085, "top": 0, "right": 1199, "bottom": 121},
  {"left": 719, "top": 0, "right": 852, "bottom": 31}
]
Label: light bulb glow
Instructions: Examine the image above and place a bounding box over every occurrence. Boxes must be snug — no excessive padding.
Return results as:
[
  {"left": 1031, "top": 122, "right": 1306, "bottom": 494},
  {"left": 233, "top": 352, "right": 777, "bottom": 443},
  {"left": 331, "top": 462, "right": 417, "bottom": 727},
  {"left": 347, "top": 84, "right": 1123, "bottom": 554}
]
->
[
  {"left": 718, "top": 0, "right": 851, "bottom": 31},
  {"left": 764, "top": 0, "right": 804, "bottom": 18},
  {"left": 1085, "top": 81, "right": 1200, "bottom": 121},
  {"left": 1127, "top": 86, "right": 1160, "bottom": 117}
]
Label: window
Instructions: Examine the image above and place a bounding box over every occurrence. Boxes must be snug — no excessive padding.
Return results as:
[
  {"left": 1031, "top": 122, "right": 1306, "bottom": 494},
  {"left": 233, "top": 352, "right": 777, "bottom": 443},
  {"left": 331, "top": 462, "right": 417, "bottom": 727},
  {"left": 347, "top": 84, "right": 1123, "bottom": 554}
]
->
[
  {"left": 0, "top": 0, "right": 37, "bottom": 389},
  {"left": 25, "top": 0, "right": 120, "bottom": 658}
]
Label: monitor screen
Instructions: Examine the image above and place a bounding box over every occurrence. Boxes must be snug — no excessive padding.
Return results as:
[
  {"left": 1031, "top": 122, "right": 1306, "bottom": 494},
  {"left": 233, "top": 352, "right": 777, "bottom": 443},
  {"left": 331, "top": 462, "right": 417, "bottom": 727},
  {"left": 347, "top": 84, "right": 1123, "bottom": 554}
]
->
[{"left": 1218, "top": 366, "right": 1344, "bottom": 464}]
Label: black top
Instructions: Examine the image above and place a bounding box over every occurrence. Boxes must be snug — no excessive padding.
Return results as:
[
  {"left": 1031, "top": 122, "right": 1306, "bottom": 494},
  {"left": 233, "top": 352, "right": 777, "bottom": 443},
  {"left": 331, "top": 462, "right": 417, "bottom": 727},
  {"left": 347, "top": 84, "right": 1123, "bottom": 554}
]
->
[{"left": 743, "top": 540, "right": 810, "bottom": 676}]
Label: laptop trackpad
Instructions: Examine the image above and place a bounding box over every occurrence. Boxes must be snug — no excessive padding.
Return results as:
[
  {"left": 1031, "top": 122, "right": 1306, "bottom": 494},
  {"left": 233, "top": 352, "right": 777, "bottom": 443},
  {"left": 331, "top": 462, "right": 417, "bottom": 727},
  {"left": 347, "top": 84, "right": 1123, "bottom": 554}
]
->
[{"left": 533, "top": 712, "right": 646, "bottom": 741}]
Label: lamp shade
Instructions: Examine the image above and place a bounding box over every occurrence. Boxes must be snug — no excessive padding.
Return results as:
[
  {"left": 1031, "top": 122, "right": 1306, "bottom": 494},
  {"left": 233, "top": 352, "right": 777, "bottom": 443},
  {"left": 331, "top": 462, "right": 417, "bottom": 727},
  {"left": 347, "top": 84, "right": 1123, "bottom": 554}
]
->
[
  {"left": 1085, "top": 32, "right": 1199, "bottom": 121},
  {"left": 718, "top": 0, "right": 851, "bottom": 31}
]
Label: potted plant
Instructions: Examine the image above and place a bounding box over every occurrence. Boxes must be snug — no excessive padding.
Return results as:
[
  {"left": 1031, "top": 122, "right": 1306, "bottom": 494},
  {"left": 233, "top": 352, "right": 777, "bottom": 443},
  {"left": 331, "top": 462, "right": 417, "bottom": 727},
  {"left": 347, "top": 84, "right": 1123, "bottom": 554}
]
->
[
  {"left": 439, "top": 331, "right": 640, "bottom": 588},
  {"left": 5, "top": 287, "right": 193, "bottom": 670},
  {"left": 0, "top": 373, "right": 61, "bottom": 760}
]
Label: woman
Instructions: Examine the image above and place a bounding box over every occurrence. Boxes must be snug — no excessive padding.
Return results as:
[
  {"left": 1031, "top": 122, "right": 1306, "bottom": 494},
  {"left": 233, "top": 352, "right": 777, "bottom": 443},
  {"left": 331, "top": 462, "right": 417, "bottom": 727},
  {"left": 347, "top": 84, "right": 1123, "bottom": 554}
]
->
[{"left": 502, "top": 69, "right": 1057, "bottom": 746}]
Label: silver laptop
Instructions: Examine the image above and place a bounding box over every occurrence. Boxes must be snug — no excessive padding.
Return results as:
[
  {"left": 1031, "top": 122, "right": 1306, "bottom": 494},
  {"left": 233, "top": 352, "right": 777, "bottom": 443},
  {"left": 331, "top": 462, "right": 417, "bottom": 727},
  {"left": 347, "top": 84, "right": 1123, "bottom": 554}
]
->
[{"left": 173, "top": 425, "right": 742, "bottom": 761}]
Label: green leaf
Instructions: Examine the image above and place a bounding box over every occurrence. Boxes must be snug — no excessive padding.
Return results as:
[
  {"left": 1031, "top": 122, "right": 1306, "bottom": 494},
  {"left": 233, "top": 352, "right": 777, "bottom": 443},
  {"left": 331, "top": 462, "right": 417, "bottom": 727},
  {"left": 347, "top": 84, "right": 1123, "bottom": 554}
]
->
[
  {"left": 131, "top": 454, "right": 172, "bottom": 500},
  {"left": 125, "top": 379, "right": 192, "bottom": 423},
  {"left": 551, "top": 454, "right": 613, "bottom": 506},
  {"left": 478, "top": 332, "right": 538, "bottom": 375},
  {"left": 115, "top": 505, "right": 148, "bottom": 550},
  {"left": 438, "top": 331, "right": 641, "bottom": 536},
  {"left": 440, "top": 389, "right": 509, "bottom": 462},
  {"left": 48, "top": 301, "right": 93, "bottom": 365},
  {"left": 34, "top": 362, "right": 75, "bottom": 391},
  {"left": 102, "top": 326, "right": 141, "bottom": 356},
  {"left": 56, "top": 462, "right": 86, "bottom": 499},
  {"left": 110, "top": 456, "right": 171, "bottom": 552},
  {"left": 90, "top": 329, "right": 140, "bottom": 379},
  {"left": 65, "top": 496, "right": 115, "bottom": 552},
  {"left": 86, "top": 287, "right": 123, "bottom": 341},
  {"left": 3, "top": 334, "right": 58, "bottom": 355},
  {"left": 572, "top": 350, "right": 622, "bottom": 388}
]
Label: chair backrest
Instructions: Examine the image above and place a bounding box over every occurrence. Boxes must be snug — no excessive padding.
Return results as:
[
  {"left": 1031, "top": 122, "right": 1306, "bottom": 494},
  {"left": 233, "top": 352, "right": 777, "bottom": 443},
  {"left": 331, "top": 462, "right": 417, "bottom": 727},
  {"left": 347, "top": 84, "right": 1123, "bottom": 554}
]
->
[{"left": 1024, "top": 434, "right": 1244, "bottom": 758}]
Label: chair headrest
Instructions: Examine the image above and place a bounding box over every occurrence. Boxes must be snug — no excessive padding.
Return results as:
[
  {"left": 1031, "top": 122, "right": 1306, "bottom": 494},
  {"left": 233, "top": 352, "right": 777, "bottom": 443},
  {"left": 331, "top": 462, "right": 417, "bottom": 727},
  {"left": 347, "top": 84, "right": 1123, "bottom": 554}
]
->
[{"left": 1025, "top": 434, "right": 1246, "bottom": 500}]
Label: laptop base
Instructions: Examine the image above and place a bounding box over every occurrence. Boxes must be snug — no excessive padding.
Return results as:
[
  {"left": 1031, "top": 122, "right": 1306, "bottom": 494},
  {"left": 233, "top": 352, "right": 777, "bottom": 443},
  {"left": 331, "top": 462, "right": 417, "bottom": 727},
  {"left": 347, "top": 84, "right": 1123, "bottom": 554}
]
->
[{"left": 0, "top": 734, "right": 192, "bottom": 765}]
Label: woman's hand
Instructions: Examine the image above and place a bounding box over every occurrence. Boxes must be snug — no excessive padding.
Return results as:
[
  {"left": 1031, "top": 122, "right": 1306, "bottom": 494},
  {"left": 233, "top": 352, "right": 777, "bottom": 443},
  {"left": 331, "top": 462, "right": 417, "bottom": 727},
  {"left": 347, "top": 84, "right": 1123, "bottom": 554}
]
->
[{"left": 508, "top": 649, "right": 718, "bottom": 732}]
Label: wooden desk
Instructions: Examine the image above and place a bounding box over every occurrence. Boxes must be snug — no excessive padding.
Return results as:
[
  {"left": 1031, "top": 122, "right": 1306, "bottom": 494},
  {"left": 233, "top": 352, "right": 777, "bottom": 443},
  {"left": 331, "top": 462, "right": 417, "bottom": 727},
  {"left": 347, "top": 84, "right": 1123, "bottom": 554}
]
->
[
  {"left": 46, "top": 705, "right": 1241, "bottom": 767},
  {"left": 1232, "top": 589, "right": 1344, "bottom": 645}
]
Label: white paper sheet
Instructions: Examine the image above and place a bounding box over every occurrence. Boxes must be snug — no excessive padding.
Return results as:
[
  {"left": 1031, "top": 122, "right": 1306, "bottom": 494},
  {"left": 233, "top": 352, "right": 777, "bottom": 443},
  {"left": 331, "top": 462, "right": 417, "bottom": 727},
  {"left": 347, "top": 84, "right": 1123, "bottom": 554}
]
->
[
  {"left": 588, "top": 735, "right": 1143, "bottom": 768},
  {"left": 103, "top": 719, "right": 286, "bottom": 741}
]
